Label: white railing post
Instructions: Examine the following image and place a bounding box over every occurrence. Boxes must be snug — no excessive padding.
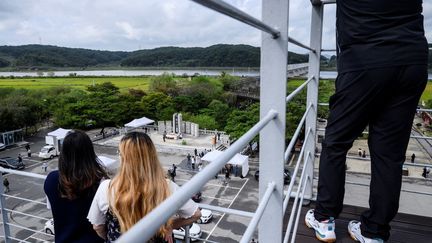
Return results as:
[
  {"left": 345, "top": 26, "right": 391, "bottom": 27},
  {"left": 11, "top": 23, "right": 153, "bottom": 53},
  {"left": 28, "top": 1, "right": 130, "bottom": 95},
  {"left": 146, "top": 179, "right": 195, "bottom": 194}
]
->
[
  {"left": 0, "top": 174, "right": 11, "bottom": 243},
  {"left": 259, "top": 0, "right": 289, "bottom": 242},
  {"left": 304, "top": 1, "right": 324, "bottom": 200}
]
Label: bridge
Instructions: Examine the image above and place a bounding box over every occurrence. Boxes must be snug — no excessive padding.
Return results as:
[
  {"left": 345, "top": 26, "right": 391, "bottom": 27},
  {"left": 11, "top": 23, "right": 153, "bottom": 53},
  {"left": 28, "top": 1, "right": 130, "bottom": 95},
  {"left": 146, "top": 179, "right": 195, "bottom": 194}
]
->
[{"left": 229, "top": 63, "right": 309, "bottom": 100}]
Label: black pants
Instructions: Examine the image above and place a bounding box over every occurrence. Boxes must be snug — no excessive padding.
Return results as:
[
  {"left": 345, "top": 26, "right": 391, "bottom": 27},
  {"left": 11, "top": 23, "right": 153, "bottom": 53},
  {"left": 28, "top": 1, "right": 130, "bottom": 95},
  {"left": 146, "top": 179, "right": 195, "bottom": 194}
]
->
[{"left": 314, "top": 65, "right": 427, "bottom": 240}]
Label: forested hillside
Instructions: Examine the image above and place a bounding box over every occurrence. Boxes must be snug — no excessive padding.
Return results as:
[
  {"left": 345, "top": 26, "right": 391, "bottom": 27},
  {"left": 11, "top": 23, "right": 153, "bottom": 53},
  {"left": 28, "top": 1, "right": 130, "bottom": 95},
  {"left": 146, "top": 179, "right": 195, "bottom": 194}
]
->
[{"left": 0, "top": 44, "right": 309, "bottom": 69}]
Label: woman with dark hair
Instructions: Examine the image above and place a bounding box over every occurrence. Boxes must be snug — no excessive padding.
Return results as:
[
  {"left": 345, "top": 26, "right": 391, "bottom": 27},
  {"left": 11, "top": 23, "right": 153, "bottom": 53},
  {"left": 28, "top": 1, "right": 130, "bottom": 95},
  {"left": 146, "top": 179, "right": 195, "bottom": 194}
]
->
[{"left": 44, "top": 130, "right": 107, "bottom": 243}]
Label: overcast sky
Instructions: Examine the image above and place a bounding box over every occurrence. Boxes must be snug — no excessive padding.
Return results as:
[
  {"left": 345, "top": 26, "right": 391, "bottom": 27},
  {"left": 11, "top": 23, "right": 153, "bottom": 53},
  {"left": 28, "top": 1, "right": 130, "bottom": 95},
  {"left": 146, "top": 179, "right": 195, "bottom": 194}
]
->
[{"left": 0, "top": 0, "right": 431, "bottom": 54}]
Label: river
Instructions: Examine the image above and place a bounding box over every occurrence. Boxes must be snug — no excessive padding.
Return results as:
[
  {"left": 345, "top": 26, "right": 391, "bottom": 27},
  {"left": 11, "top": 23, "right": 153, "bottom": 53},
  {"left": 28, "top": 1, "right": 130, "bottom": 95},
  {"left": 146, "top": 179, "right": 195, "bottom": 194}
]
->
[{"left": 0, "top": 70, "right": 431, "bottom": 80}]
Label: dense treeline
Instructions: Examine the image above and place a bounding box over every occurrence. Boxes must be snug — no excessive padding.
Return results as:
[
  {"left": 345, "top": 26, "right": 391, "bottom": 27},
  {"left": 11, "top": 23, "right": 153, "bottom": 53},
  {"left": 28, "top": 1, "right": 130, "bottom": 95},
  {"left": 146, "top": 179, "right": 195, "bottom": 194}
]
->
[
  {"left": 0, "top": 44, "right": 311, "bottom": 70},
  {"left": 0, "top": 45, "right": 128, "bottom": 68},
  {"left": 1, "top": 73, "right": 430, "bottom": 143}
]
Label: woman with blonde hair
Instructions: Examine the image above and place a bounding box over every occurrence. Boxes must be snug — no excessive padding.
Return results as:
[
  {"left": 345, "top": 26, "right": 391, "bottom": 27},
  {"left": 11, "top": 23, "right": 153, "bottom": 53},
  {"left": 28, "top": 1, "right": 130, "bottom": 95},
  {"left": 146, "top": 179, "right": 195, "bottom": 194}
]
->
[{"left": 88, "top": 132, "right": 201, "bottom": 242}]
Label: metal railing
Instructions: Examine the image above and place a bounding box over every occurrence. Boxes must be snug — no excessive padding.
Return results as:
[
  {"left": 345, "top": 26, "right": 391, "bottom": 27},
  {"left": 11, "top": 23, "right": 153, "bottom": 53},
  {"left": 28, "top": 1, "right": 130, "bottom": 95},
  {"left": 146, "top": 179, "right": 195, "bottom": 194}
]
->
[{"left": 0, "top": 168, "right": 52, "bottom": 243}]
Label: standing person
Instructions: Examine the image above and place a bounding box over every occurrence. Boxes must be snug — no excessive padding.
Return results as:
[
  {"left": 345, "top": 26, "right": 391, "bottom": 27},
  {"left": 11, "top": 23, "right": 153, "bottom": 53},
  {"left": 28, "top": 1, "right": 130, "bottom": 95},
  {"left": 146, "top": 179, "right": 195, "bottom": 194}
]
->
[
  {"left": 191, "top": 156, "right": 196, "bottom": 170},
  {"left": 163, "top": 130, "right": 167, "bottom": 142},
  {"left": 169, "top": 164, "right": 177, "bottom": 182},
  {"left": 411, "top": 153, "right": 416, "bottom": 163},
  {"left": 18, "top": 154, "right": 22, "bottom": 164},
  {"left": 42, "top": 162, "right": 48, "bottom": 172},
  {"left": 44, "top": 130, "right": 106, "bottom": 243},
  {"left": 25, "top": 143, "right": 30, "bottom": 151},
  {"left": 194, "top": 148, "right": 198, "bottom": 156},
  {"left": 3, "top": 178, "right": 10, "bottom": 193},
  {"left": 88, "top": 132, "right": 201, "bottom": 242},
  {"left": 305, "top": 1, "right": 428, "bottom": 242},
  {"left": 27, "top": 148, "right": 31, "bottom": 158},
  {"left": 358, "top": 148, "right": 362, "bottom": 157},
  {"left": 362, "top": 149, "right": 366, "bottom": 158}
]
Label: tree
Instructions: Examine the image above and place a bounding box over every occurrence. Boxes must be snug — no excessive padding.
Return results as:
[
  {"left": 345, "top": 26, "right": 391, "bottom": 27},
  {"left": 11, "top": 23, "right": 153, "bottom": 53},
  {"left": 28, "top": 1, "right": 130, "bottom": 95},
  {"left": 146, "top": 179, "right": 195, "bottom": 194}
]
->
[
  {"left": 141, "top": 92, "right": 174, "bottom": 120},
  {"left": 224, "top": 103, "right": 259, "bottom": 141},
  {"left": 87, "top": 82, "right": 119, "bottom": 94},
  {"left": 188, "top": 114, "right": 218, "bottom": 130},
  {"left": 200, "top": 100, "right": 231, "bottom": 129},
  {"left": 149, "top": 73, "right": 178, "bottom": 96}
]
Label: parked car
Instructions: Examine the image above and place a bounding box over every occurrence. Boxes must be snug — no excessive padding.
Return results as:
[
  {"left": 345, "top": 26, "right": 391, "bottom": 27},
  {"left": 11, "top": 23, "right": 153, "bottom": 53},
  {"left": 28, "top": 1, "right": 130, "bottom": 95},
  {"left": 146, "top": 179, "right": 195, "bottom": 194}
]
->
[
  {"left": 197, "top": 209, "right": 213, "bottom": 224},
  {"left": 173, "top": 223, "right": 202, "bottom": 241},
  {"left": 0, "top": 143, "right": 5, "bottom": 150},
  {"left": 0, "top": 157, "right": 25, "bottom": 170},
  {"left": 254, "top": 169, "right": 291, "bottom": 185},
  {"left": 39, "top": 145, "right": 57, "bottom": 159},
  {"left": 44, "top": 219, "right": 54, "bottom": 235}
]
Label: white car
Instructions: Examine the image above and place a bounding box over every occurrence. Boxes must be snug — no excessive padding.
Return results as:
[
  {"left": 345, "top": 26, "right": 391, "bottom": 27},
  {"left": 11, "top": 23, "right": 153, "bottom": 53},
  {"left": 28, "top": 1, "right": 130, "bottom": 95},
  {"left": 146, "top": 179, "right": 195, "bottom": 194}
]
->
[
  {"left": 197, "top": 209, "right": 213, "bottom": 224},
  {"left": 173, "top": 223, "right": 202, "bottom": 241},
  {"left": 44, "top": 219, "right": 54, "bottom": 235},
  {"left": 39, "top": 145, "right": 57, "bottom": 159},
  {"left": 0, "top": 143, "right": 5, "bottom": 150}
]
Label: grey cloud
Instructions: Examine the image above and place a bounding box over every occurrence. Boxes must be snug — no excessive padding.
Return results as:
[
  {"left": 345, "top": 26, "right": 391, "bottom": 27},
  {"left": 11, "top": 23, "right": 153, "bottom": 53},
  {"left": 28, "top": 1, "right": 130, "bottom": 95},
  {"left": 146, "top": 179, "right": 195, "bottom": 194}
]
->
[{"left": 0, "top": 0, "right": 430, "bottom": 53}]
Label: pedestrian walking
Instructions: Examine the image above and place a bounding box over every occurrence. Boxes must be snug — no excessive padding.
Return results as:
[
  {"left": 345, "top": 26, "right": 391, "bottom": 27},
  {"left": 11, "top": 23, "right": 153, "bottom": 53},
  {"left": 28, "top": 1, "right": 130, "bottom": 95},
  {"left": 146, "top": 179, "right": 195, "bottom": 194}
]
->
[
  {"left": 422, "top": 167, "right": 430, "bottom": 178},
  {"left": 42, "top": 162, "right": 48, "bottom": 172},
  {"left": 358, "top": 148, "right": 362, "bottom": 157},
  {"left": 169, "top": 164, "right": 177, "bottom": 182},
  {"left": 27, "top": 148, "right": 31, "bottom": 158},
  {"left": 361, "top": 149, "right": 366, "bottom": 158},
  {"left": 191, "top": 156, "right": 196, "bottom": 170},
  {"left": 411, "top": 153, "right": 416, "bottom": 163},
  {"left": 194, "top": 148, "right": 198, "bottom": 156},
  {"left": 3, "top": 178, "right": 9, "bottom": 193},
  {"left": 306, "top": 1, "right": 428, "bottom": 242},
  {"left": 25, "top": 143, "right": 30, "bottom": 151},
  {"left": 162, "top": 130, "right": 167, "bottom": 142}
]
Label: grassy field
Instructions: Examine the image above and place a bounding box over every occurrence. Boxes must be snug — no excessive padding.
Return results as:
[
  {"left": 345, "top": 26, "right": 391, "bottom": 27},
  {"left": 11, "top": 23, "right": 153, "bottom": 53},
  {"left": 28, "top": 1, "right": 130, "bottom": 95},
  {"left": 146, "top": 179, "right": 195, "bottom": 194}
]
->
[
  {"left": 0, "top": 77, "right": 154, "bottom": 91},
  {"left": 0, "top": 77, "right": 431, "bottom": 102}
]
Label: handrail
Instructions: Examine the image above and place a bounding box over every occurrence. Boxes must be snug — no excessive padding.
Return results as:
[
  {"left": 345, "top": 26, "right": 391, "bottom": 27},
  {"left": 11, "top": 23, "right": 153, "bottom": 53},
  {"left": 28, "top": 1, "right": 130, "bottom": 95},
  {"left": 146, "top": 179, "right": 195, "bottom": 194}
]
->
[
  {"left": 316, "top": 128, "right": 432, "bottom": 140},
  {"left": 239, "top": 182, "right": 276, "bottom": 243},
  {"left": 283, "top": 152, "right": 311, "bottom": 242},
  {"left": 288, "top": 37, "right": 316, "bottom": 53},
  {"left": 190, "top": 0, "right": 280, "bottom": 38},
  {"left": 197, "top": 203, "right": 254, "bottom": 218},
  {"left": 321, "top": 49, "right": 336, "bottom": 52},
  {"left": 319, "top": 103, "right": 432, "bottom": 114},
  {"left": 288, "top": 176, "right": 311, "bottom": 243},
  {"left": 0, "top": 168, "right": 46, "bottom": 180},
  {"left": 286, "top": 76, "right": 315, "bottom": 102},
  {"left": 285, "top": 105, "right": 314, "bottom": 163},
  {"left": 283, "top": 129, "right": 312, "bottom": 214},
  {"left": 344, "top": 180, "right": 432, "bottom": 196},
  {"left": 1, "top": 194, "right": 47, "bottom": 206},
  {"left": 315, "top": 153, "right": 432, "bottom": 168},
  {"left": 117, "top": 110, "right": 278, "bottom": 242}
]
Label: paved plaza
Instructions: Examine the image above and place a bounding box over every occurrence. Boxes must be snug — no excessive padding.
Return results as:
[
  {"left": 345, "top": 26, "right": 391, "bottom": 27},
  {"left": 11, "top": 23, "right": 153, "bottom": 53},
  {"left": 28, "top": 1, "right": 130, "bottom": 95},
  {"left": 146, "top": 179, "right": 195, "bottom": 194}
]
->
[{"left": 0, "top": 126, "right": 430, "bottom": 242}]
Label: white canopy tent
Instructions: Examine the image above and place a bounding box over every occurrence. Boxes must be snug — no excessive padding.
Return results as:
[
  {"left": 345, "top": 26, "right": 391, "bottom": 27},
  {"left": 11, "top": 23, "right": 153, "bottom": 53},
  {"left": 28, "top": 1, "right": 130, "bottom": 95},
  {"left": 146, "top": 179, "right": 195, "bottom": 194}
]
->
[
  {"left": 201, "top": 150, "right": 249, "bottom": 177},
  {"left": 47, "top": 128, "right": 71, "bottom": 140},
  {"left": 124, "top": 117, "right": 154, "bottom": 128},
  {"left": 98, "top": 155, "right": 119, "bottom": 172}
]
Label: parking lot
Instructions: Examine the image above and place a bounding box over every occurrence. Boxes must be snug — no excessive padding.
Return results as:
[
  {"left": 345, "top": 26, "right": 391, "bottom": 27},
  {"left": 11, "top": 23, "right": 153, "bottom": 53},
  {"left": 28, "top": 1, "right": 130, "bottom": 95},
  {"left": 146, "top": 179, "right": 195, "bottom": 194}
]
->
[{"left": 0, "top": 133, "right": 261, "bottom": 242}]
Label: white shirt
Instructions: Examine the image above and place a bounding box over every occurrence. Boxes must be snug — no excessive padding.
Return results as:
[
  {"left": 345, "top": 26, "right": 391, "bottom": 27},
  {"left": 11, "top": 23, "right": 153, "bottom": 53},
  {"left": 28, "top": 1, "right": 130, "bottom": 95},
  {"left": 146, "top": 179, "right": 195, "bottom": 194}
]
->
[{"left": 87, "top": 179, "right": 198, "bottom": 225}]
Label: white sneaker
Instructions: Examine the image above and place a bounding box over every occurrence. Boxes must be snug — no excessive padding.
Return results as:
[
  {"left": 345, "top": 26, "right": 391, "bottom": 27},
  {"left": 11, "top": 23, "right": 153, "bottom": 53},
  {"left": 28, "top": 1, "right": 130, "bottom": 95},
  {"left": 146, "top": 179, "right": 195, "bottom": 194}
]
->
[
  {"left": 305, "top": 209, "right": 336, "bottom": 242},
  {"left": 348, "top": 221, "right": 384, "bottom": 243}
]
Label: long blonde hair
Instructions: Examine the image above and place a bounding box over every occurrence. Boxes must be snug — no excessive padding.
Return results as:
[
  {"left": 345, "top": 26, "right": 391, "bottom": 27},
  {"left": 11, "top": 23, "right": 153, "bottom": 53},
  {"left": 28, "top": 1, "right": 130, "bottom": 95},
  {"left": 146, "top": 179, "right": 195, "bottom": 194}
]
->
[{"left": 109, "top": 132, "right": 172, "bottom": 236}]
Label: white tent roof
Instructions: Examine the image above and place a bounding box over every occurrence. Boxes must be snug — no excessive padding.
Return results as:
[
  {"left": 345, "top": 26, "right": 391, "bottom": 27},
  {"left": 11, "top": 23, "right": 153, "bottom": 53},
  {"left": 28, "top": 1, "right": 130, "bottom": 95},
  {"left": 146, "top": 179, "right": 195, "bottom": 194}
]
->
[
  {"left": 125, "top": 117, "right": 154, "bottom": 128},
  {"left": 201, "top": 150, "right": 249, "bottom": 177},
  {"left": 47, "top": 128, "right": 71, "bottom": 140},
  {"left": 98, "top": 155, "right": 119, "bottom": 170},
  {"left": 201, "top": 150, "right": 223, "bottom": 161}
]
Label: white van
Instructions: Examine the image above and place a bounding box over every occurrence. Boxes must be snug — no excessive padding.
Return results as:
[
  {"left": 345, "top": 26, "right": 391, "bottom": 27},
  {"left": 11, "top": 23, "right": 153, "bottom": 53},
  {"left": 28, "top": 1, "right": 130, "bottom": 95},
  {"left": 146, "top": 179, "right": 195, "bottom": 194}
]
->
[{"left": 39, "top": 145, "right": 58, "bottom": 159}]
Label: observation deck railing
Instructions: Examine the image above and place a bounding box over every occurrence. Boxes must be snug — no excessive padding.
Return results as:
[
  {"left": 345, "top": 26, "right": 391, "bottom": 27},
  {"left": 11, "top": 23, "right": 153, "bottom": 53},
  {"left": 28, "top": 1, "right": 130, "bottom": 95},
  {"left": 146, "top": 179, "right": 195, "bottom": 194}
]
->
[{"left": 0, "top": 0, "right": 430, "bottom": 242}]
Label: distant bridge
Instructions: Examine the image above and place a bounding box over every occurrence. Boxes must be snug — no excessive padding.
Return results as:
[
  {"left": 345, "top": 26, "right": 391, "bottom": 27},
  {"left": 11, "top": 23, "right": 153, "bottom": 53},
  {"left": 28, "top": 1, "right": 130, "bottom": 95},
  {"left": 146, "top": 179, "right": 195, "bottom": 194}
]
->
[{"left": 230, "top": 63, "right": 309, "bottom": 100}]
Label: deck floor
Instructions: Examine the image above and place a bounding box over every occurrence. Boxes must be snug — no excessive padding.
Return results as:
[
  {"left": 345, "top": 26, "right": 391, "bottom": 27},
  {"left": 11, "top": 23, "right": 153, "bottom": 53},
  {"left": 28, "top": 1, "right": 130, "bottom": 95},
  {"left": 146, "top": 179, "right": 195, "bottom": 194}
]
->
[{"left": 284, "top": 202, "right": 432, "bottom": 243}]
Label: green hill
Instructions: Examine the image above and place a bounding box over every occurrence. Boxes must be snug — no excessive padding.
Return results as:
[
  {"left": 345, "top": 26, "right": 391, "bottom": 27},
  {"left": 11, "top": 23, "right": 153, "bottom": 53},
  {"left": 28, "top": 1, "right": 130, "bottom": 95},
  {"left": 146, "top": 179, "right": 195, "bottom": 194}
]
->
[{"left": 0, "top": 44, "right": 311, "bottom": 70}]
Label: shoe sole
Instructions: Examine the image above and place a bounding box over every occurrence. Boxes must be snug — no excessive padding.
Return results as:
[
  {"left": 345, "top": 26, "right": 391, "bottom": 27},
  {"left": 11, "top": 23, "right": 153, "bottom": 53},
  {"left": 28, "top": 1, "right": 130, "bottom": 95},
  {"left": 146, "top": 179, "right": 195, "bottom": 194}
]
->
[{"left": 305, "top": 219, "right": 336, "bottom": 243}]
